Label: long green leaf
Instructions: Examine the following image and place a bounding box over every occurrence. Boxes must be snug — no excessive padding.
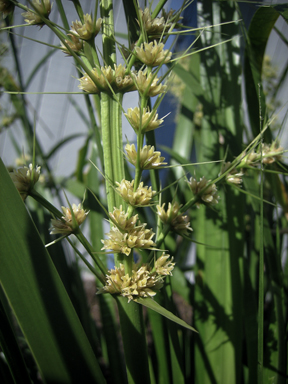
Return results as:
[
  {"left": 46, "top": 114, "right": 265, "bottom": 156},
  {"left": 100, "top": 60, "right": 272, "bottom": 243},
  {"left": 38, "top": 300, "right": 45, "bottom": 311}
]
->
[{"left": 0, "top": 158, "right": 106, "bottom": 384}]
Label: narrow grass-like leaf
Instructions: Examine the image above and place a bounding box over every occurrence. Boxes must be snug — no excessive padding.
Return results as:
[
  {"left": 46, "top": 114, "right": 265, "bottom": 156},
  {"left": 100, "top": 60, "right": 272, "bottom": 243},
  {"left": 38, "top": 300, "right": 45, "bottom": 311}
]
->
[{"left": 0, "top": 159, "right": 106, "bottom": 384}]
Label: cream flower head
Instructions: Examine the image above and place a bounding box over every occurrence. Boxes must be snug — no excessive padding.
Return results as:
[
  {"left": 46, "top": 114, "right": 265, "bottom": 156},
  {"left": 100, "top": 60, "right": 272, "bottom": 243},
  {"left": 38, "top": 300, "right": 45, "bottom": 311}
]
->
[
  {"left": 10, "top": 164, "right": 41, "bottom": 201},
  {"left": 22, "top": 0, "right": 52, "bottom": 26},
  {"left": 50, "top": 204, "right": 88, "bottom": 235},
  {"left": 135, "top": 41, "right": 172, "bottom": 67},
  {"left": 116, "top": 179, "right": 156, "bottom": 206},
  {"left": 125, "top": 144, "right": 167, "bottom": 169},
  {"left": 124, "top": 107, "right": 164, "bottom": 133},
  {"left": 188, "top": 176, "right": 219, "bottom": 208},
  {"left": 133, "top": 70, "right": 167, "bottom": 97},
  {"left": 71, "top": 14, "right": 102, "bottom": 40},
  {"left": 156, "top": 202, "right": 193, "bottom": 236},
  {"left": 60, "top": 31, "right": 83, "bottom": 55}
]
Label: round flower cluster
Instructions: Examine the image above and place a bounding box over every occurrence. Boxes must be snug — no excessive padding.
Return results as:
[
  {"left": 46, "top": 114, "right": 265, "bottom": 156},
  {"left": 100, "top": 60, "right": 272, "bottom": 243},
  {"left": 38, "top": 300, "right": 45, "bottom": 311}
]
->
[
  {"left": 98, "top": 253, "right": 175, "bottom": 302},
  {"left": 22, "top": 0, "right": 52, "bottom": 26},
  {"left": 157, "top": 201, "right": 193, "bottom": 236},
  {"left": 116, "top": 179, "right": 156, "bottom": 207},
  {"left": 10, "top": 164, "right": 41, "bottom": 201},
  {"left": 101, "top": 207, "right": 156, "bottom": 256},
  {"left": 125, "top": 144, "right": 167, "bottom": 169},
  {"left": 188, "top": 176, "right": 219, "bottom": 208},
  {"left": 124, "top": 107, "right": 164, "bottom": 133},
  {"left": 50, "top": 204, "right": 88, "bottom": 235},
  {"left": 135, "top": 40, "right": 172, "bottom": 67}
]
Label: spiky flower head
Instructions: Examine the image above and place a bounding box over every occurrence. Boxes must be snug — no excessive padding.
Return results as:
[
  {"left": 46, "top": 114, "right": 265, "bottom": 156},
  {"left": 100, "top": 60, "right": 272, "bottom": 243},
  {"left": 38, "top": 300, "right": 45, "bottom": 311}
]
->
[
  {"left": 188, "top": 176, "right": 219, "bottom": 208},
  {"left": 260, "top": 142, "right": 284, "bottom": 164},
  {"left": 124, "top": 107, "right": 164, "bottom": 133},
  {"left": 101, "top": 224, "right": 156, "bottom": 256},
  {"left": 60, "top": 31, "right": 83, "bottom": 55},
  {"left": 50, "top": 203, "right": 88, "bottom": 235},
  {"left": 10, "top": 164, "right": 41, "bottom": 201},
  {"left": 78, "top": 64, "right": 135, "bottom": 94},
  {"left": 156, "top": 202, "right": 193, "bottom": 236},
  {"left": 138, "top": 8, "right": 172, "bottom": 39},
  {"left": 116, "top": 179, "right": 156, "bottom": 206},
  {"left": 155, "top": 253, "right": 175, "bottom": 276},
  {"left": 135, "top": 40, "right": 172, "bottom": 67},
  {"left": 22, "top": 0, "right": 52, "bottom": 26},
  {"left": 133, "top": 70, "right": 167, "bottom": 97},
  {"left": 98, "top": 255, "right": 175, "bottom": 302},
  {"left": 109, "top": 205, "right": 138, "bottom": 232},
  {"left": 125, "top": 144, "right": 167, "bottom": 169},
  {"left": 0, "top": 0, "right": 14, "bottom": 17},
  {"left": 220, "top": 162, "right": 243, "bottom": 185},
  {"left": 71, "top": 14, "right": 102, "bottom": 40}
]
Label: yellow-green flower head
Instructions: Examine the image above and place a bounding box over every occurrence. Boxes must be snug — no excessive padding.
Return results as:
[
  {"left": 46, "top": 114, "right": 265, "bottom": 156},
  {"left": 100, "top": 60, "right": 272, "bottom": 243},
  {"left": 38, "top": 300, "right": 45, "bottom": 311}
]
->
[
  {"left": 78, "top": 64, "right": 135, "bottom": 94},
  {"left": 98, "top": 262, "right": 166, "bottom": 302},
  {"left": 109, "top": 205, "right": 138, "bottom": 232},
  {"left": 125, "top": 144, "right": 167, "bottom": 169},
  {"left": 220, "top": 162, "right": 243, "bottom": 185},
  {"left": 0, "top": 0, "right": 14, "bottom": 17},
  {"left": 155, "top": 253, "right": 175, "bottom": 276},
  {"left": 116, "top": 179, "right": 156, "bottom": 206},
  {"left": 260, "top": 142, "right": 284, "bottom": 164},
  {"left": 22, "top": 0, "right": 52, "bottom": 26},
  {"left": 133, "top": 70, "right": 167, "bottom": 97},
  {"left": 156, "top": 202, "right": 193, "bottom": 236},
  {"left": 71, "top": 14, "right": 102, "bottom": 40},
  {"left": 124, "top": 107, "right": 164, "bottom": 133},
  {"left": 135, "top": 40, "right": 172, "bottom": 67},
  {"left": 60, "top": 31, "right": 83, "bottom": 55},
  {"left": 50, "top": 203, "right": 88, "bottom": 235},
  {"left": 10, "top": 164, "right": 41, "bottom": 201},
  {"left": 188, "top": 176, "right": 219, "bottom": 208},
  {"left": 101, "top": 224, "right": 156, "bottom": 256},
  {"left": 138, "top": 8, "right": 172, "bottom": 39}
]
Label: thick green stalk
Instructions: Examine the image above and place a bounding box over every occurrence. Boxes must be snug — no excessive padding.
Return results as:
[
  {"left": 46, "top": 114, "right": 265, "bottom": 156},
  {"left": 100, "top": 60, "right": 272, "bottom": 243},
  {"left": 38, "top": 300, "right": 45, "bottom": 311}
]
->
[{"left": 100, "top": 1, "right": 150, "bottom": 382}]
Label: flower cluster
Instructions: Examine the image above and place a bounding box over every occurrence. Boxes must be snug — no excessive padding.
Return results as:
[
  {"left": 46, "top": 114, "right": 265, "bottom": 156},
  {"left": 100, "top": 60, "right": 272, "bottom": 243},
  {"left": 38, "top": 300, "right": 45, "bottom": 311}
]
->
[
  {"left": 240, "top": 142, "right": 284, "bottom": 167},
  {"left": 50, "top": 204, "right": 88, "bottom": 235},
  {"left": 116, "top": 179, "right": 156, "bottom": 207},
  {"left": 78, "top": 64, "right": 135, "bottom": 94},
  {"left": 124, "top": 107, "right": 164, "bottom": 133},
  {"left": 10, "top": 164, "right": 41, "bottom": 201},
  {"left": 157, "top": 201, "right": 193, "bottom": 236},
  {"left": 22, "top": 0, "right": 52, "bottom": 26},
  {"left": 135, "top": 41, "right": 172, "bottom": 67},
  {"left": 98, "top": 253, "right": 175, "bottom": 302},
  {"left": 188, "top": 176, "right": 219, "bottom": 208},
  {"left": 101, "top": 206, "right": 156, "bottom": 256},
  {"left": 220, "top": 162, "right": 244, "bottom": 185},
  {"left": 60, "top": 32, "right": 83, "bottom": 55},
  {"left": 125, "top": 144, "right": 167, "bottom": 169},
  {"left": 71, "top": 14, "right": 102, "bottom": 41},
  {"left": 138, "top": 8, "right": 172, "bottom": 40},
  {"left": 133, "top": 70, "right": 167, "bottom": 97}
]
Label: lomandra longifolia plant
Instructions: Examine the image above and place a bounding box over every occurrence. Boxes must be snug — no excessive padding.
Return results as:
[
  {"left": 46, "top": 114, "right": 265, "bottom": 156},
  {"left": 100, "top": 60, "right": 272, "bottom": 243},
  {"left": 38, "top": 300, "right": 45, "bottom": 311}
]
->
[{"left": 1, "top": 0, "right": 288, "bottom": 383}]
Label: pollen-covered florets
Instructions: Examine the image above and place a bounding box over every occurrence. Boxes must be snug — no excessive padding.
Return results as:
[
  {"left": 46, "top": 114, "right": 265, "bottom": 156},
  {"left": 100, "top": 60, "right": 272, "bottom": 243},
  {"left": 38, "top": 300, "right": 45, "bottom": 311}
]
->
[
  {"left": 78, "top": 64, "right": 135, "bottom": 94},
  {"left": 101, "top": 224, "right": 156, "bottom": 256},
  {"left": 138, "top": 8, "right": 172, "bottom": 39},
  {"left": 155, "top": 253, "right": 175, "bottom": 276},
  {"left": 125, "top": 144, "right": 167, "bottom": 169},
  {"left": 135, "top": 41, "right": 172, "bottom": 67},
  {"left": 156, "top": 202, "right": 193, "bottom": 236},
  {"left": 188, "top": 176, "right": 219, "bottom": 207},
  {"left": 50, "top": 204, "right": 88, "bottom": 235},
  {"left": 60, "top": 31, "right": 83, "bottom": 55},
  {"left": 10, "top": 164, "right": 41, "bottom": 201},
  {"left": 22, "top": 0, "right": 52, "bottom": 26},
  {"left": 71, "top": 14, "right": 102, "bottom": 40},
  {"left": 109, "top": 205, "right": 138, "bottom": 232},
  {"left": 116, "top": 179, "right": 156, "bottom": 206},
  {"left": 98, "top": 254, "right": 175, "bottom": 302},
  {"left": 220, "top": 162, "right": 243, "bottom": 185},
  {"left": 133, "top": 70, "right": 167, "bottom": 97},
  {"left": 124, "top": 107, "right": 164, "bottom": 133}
]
